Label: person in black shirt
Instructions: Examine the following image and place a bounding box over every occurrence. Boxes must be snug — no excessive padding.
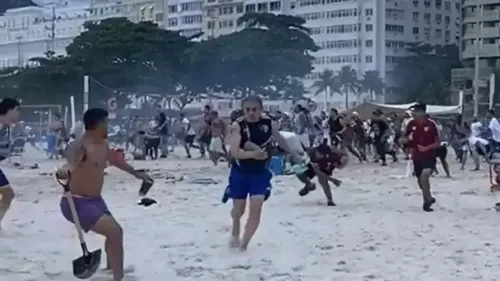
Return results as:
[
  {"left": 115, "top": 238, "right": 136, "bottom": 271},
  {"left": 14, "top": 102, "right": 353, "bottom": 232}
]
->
[
  {"left": 328, "top": 109, "right": 343, "bottom": 146},
  {"left": 155, "top": 105, "right": 168, "bottom": 158},
  {"left": 371, "top": 110, "right": 392, "bottom": 166}
]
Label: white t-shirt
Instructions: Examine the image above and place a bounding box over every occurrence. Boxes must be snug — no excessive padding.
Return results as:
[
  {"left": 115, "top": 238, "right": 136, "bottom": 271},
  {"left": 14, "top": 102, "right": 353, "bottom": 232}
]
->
[
  {"left": 279, "top": 131, "right": 305, "bottom": 155},
  {"left": 489, "top": 118, "right": 500, "bottom": 142},
  {"left": 470, "top": 121, "right": 482, "bottom": 137},
  {"left": 182, "top": 118, "right": 195, "bottom": 135}
]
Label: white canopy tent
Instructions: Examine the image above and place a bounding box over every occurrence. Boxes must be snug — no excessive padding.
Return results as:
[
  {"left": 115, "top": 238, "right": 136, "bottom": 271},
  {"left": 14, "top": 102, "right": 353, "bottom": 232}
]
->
[{"left": 371, "top": 102, "right": 462, "bottom": 115}]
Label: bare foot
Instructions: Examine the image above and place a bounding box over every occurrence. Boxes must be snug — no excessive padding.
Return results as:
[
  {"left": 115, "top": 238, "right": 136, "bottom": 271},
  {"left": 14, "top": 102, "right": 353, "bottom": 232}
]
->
[{"left": 229, "top": 236, "right": 240, "bottom": 248}]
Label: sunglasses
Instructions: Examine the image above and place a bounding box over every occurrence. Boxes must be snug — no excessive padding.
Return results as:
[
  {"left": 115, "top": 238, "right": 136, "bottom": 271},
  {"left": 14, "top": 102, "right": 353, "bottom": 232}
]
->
[{"left": 244, "top": 107, "right": 259, "bottom": 113}]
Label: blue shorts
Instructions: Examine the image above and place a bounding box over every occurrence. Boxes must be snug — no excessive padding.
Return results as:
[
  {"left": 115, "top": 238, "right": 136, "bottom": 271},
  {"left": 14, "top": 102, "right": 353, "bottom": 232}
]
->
[
  {"left": 0, "top": 169, "right": 10, "bottom": 188},
  {"left": 228, "top": 167, "right": 272, "bottom": 200}
]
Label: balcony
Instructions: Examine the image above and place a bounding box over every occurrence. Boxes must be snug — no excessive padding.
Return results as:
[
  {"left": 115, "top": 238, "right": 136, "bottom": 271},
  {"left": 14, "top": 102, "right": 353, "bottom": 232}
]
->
[
  {"left": 483, "top": 26, "right": 500, "bottom": 38},
  {"left": 462, "top": 44, "right": 500, "bottom": 59},
  {"left": 463, "top": 10, "right": 500, "bottom": 23},
  {"left": 464, "top": 0, "right": 500, "bottom": 6}
]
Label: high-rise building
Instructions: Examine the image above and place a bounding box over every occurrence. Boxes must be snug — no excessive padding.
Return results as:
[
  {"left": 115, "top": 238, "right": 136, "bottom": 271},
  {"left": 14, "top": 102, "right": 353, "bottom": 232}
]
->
[
  {"left": 451, "top": 0, "right": 499, "bottom": 116},
  {"left": 297, "top": 0, "right": 461, "bottom": 104},
  {"left": 0, "top": 1, "right": 89, "bottom": 68},
  {"left": 461, "top": 0, "right": 500, "bottom": 68}
]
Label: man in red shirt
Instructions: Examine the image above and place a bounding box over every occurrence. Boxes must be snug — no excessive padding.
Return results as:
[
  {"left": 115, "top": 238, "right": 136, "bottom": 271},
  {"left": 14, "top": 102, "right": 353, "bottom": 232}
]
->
[
  {"left": 296, "top": 142, "right": 348, "bottom": 206},
  {"left": 404, "top": 103, "right": 440, "bottom": 212}
]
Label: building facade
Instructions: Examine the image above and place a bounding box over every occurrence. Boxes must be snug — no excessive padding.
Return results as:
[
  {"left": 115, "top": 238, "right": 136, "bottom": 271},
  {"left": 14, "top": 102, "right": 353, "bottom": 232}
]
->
[
  {"left": 298, "top": 0, "right": 461, "bottom": 104},
  {"left": 451, "top": 0, "right": 500, "bottom": 116},
  {"left": 164, "top": 0, "right": 203, "bottom": 38},
  {"left": 0, "top": 0, "right": 90, "bottom": 68}
]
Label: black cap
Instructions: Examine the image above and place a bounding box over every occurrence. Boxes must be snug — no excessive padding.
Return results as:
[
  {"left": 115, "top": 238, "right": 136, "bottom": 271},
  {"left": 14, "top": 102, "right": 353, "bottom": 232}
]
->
[{"left": 409, "top": 102, "right": 427, "bottom": 112}]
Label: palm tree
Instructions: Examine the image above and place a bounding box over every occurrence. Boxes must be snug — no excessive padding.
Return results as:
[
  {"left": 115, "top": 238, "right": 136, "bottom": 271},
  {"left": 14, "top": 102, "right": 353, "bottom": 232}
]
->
[
  {"left": 312, "top": 69, "right": 340, "bottom": 96},
  {"left": 361, "top": 70, "right": 384, "bottom": 102},
  {"left": 337, "top": 65, "right": 360, "bottom": 109}
]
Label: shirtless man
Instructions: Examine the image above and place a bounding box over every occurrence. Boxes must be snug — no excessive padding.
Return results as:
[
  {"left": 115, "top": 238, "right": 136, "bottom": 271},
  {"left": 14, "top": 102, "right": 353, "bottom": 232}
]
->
[
  {"left": 209, "top": 111, "right": 228, "bottom": 165},
  {"left": 0, "top": 98, "right": 20, "bottom": 229},
  {"left": 56, "top": 108, "right": 152, "bottom": 281}
]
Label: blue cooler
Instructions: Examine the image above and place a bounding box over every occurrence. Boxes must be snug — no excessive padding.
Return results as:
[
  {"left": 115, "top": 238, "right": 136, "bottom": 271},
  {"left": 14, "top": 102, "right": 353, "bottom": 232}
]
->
[{"left": 269, "top": 156, "right": 283, "bottom": 175}]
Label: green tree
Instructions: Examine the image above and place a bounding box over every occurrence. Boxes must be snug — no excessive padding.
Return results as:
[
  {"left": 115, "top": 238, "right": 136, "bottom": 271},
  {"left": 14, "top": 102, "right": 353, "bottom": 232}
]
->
[
  {"left": 361, "top": 70, "right": 384, "bottom": 102},
  {"left": 66, "top": 17, "right": 194, "bottom": 99},
  {"left": 312, "top": 69, "right": 341, "bottom": 97},
  {"left": 394, "top": 43, "right": 462, "bottom": 104},
  {"left": 187, "top": 12, "right": 318, "bottom": 96},
  {"left": 337, "top": 65, "right": 360, "bottom": 109},
  {"left": 0, "top": 53, "right": 82, "bottom": 104}
]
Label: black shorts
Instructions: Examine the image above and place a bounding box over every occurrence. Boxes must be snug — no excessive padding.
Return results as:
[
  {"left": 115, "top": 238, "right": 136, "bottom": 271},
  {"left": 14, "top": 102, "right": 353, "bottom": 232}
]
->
[
  {"left": 302, "top": 163, "right": 332, "bottom": 179},
  {"left": 184, "top": 135, "right": 195, "bottom": 145},
  {"left": 413, "top": 158, "right": 436, "bottom": 178},
  {"left": 435, "top": 145, "right": 447, "bottom": 160},
  {"left": 0, "top": 169, "right": 10, "bottom": 188}
]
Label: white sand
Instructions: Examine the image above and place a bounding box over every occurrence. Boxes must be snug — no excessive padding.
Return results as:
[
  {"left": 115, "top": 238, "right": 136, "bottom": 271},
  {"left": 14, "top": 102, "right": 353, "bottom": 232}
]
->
[{"left": 1, "top": 148, "right": 500, "bottom": 281}]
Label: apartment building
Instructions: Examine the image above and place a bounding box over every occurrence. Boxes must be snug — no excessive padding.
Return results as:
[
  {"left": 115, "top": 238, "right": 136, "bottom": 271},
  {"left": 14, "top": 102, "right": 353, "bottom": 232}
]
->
[
  {"left": 202, "top": 0, "right": 293, "bottom": 39},
  {"left": 461, "top": 0, "right": 500, "bottom": 68},
  {"left": 450, "top": 0, "right": 499, "bottom": 115},
  {"left": 0, "top": 0, "right": 90, "bottom": 68},
  {"left": 164, "top": 0, "right": 204, "bottom": 38},
  {"left": 297, "top": 0, "right": 461, "bottom": 103}
]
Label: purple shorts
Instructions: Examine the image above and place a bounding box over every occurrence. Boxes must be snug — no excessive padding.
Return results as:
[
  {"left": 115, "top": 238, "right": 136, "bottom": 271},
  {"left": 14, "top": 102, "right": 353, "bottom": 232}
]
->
[{"left": 60, "top": 196, "right": 111, "bottom": 232}]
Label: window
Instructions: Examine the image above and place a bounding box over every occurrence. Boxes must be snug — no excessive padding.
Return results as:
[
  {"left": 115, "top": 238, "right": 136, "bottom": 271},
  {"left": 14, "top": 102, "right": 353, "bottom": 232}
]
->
[
  {"left": 365, "top": 8, "right": 373, "bottom": 16},
  {"left": 257, "top": 3, "right": 268, "bottom": 12},
  {"left": 365, "top": 55, "right": 373, "bottom": 63},
  {"left": 365, "top": 24, "right": 373, "bottom": 32},
  {"left": 435, "top": 0, "right": 442, "bottom": 9},
  {"left": 245, "top": 4, "right": 255, "bottom": 12},
  {"left": 435, "top": 14, "right": 441, "bottom": 24},
  {"left": 236, "top": 4, "right": 243, "bottom": 13},
  {"left": 270, "top": 1, "right": 281, "bottom": 11},
  {"left": 413, "top": 0, "right": 418, "bottom": 7},
  {"left": 168, "top": 5, "right": 177, "bottom": 13},
  {"left": 365, "top": 39, "right": 373, "bottom": 47},
  {"left": 219, "top": 6, "right": 234, "bottom": 15},
  {"left": 168, "top": 18, "right": 178, "bottom": 26},
  {"left": 444, "top": 16, "right": 450, "bottom": 27},
  {"left": 424, "top": 0, "right": 430, "bottom": 7},
  {"left": 412, "top": 27, "right": 419, "bottom": 34},
  {"left": 444, "top": 1, "right": 450, "bottom": 11},
  {"left": 413, "top": 12, "right": 419, "bottom": 23},
  {"left": 385, "top": 24, "right": 404, "bottom": 34},
  {"left": 435, "top": 29, "right": 442, "bottom": 39},
  {"left": 424, "top": 13, "right": 430, "bottom": 24}
]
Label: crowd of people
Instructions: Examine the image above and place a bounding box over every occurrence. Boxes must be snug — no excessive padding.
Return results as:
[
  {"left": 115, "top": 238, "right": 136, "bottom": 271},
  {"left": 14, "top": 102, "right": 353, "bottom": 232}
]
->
[{"left": 3, "top": 95, "right": 500, "bottom": 280}]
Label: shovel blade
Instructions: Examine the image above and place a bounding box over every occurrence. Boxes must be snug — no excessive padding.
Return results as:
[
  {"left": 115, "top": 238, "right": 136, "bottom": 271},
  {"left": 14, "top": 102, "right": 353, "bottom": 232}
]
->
[{"left": 72, "top": 249, "right": 102, "bottom": 279}]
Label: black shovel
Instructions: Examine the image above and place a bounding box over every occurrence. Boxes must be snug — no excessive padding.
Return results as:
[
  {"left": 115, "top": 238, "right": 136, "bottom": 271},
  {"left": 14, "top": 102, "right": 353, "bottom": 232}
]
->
[{"left": 56, "top": 174, "right": 102, "bottom": 279}]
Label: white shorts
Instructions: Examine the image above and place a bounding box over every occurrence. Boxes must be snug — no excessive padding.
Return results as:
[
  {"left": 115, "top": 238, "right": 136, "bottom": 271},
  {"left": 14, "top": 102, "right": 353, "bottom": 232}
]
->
[{"left": 209, "top": 137, "right": 225, "bottom": 153}]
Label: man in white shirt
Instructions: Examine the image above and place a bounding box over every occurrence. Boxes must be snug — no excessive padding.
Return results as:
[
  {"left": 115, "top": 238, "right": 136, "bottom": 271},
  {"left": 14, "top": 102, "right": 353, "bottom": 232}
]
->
[
  {"left": 466, "top": 119, "right": 488, "bottom": 170},
  {"left": 180, "top": 113, "right": 196, "bottom": 158},
  {"left": 488, "top": 110, "right": 500, "bottom": 143}
]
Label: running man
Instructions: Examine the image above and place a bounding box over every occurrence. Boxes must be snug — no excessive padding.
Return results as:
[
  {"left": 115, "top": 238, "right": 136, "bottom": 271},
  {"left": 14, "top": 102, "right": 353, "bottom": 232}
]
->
[
  {"left": 0, "top": 98, "right": 20, "bottom": 229},
  {"left": 227, "top": 96, "right": 301, "bottom": 251},
  {"left": 403, "top": 103, "right": 440, "bottom": 212},
  {"left": 209, "top": 111, "right": 227, "bottom": 165},
  {"left": 56, "top": 108, "right": 152, "bottom": 281}
]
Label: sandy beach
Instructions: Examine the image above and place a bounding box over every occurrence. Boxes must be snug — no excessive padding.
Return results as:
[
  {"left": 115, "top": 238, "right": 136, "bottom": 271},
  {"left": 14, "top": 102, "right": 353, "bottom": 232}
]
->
[{"left": 1, "top": 148, "right": 500, "bottom": 281}]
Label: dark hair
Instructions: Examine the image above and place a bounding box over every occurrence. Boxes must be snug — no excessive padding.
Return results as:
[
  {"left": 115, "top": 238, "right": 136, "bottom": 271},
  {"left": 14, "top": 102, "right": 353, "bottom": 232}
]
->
[
  {"left": 242, "top": 95, "right": 263, "bottom": 107},
  {"left": 83, "top": 108, "right": 108, "bottom": 130},
  {"left": 0, "top": 98, "right": 20, "bottom": 115}
]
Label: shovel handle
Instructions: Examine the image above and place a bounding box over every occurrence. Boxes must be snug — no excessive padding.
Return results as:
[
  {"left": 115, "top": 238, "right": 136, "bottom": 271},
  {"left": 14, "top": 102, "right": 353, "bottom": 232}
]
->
[{"left": 56, "top": 172, "right": 89, "bottom": 255}]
